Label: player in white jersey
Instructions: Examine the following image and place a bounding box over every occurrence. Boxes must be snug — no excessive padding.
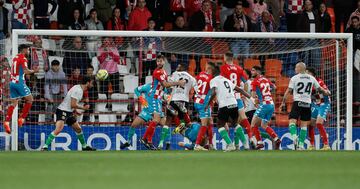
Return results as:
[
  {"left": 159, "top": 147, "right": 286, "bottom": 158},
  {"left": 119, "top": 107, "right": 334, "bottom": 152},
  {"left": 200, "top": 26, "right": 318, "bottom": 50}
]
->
[
  {"left": 41, "top": 76, "right": 96, "bottom": 151},
  {"left": 206, "top": 65, "right": 251, "bottom": 151},
  {"left": 280, "top": 62, "right": 330, "bottom": 150}
]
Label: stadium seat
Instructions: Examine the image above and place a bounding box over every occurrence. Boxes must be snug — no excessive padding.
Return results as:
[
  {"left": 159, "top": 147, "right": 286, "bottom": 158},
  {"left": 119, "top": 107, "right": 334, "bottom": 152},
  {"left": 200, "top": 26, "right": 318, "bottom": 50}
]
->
[
  {"left": 264, "top": 59, "right": 282, "bottom": 78},
  {"left": 111, "top": 93, "right": 129, "bottom": 113},
  {"left": 123, "top": 75, "right": 139, "bottom": 93},
  {"left": 275, "top": 76, "right": 290, "bottom": 95},
  {"left": 275, "top": 114, "right": 289, "bottom": 127},
  {"left": 95, "top": 94, "right": 108, "bottom": 113},
  {"left": 244, "top": 58, "right": 260, "bottom": 70},
  {"left": 188, "top": 58, "right": 196, "bottom": 76},
  {"left": 48, "top": 56, "right": 64, "bottom": 71}
]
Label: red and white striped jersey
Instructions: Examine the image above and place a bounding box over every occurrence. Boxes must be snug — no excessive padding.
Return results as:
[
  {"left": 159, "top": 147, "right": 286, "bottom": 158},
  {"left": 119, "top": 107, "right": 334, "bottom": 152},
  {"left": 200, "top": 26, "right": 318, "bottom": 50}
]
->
[
  {"left": 194, "top": 71, "right": 213, "bottom": 104},
  {"left": 11, "top": 53, "right": 28, "bottom": 84},
  {"left": 12, "top": 0, "right": 32, "bottom": 25},
  {"left": 313, "top": 78, "right": 331, "bottom": 105},
  {"left": 149, "top": 68, "right": 168, "bottom": 99},
  {"left": 287, "top": 0, "right": 303, "bottom": 14},
  {"left": 252, "top": 75, "right": 274, "bottom": 104}
]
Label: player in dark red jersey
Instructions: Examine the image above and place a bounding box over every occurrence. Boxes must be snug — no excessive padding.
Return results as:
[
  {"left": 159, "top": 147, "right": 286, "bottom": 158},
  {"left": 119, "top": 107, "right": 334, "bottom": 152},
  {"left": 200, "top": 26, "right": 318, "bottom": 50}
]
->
[
  {"left": 140, "top": 54, "right": 185, "bottom": 149},
  {"left": 220, "top": 52, "right": 252, "bottom": 149},
  {"left": 306, "top": 67, "right": 331, "bottom": 150},
  {"left": 250, "top": 66, "right": 281, "bottom": 150},
  {"left": 3, "top": 44, "right": 39, "bottom": 134}
]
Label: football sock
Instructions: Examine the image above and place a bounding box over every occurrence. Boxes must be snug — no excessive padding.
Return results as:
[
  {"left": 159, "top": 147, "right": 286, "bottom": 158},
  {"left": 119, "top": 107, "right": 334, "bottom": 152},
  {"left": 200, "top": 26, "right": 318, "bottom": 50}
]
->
[
  {"left": 265, "top": 126, "right": 278, "bottom": 140},
  {"left": 298, "top": 127, "right": 307, "bottom": 148},
  {"left": 235, "top": 125, "right": 247, "bottom": 145},
  {"left": 183, "top": 113, "right": 191, "bottom": 125},
  {"left": 195, "top": 126, "right": 207, "bottom": 145},
  {"left": 5, "top": 105, "right": 15, "bottom": 122},
  {"left": 76, "top": 131, "right": 87, "bottom": 148},
  {"left": 159, "top": 126, "right": 169, "bottom": 145},
  {"left": 289, "top": 123, "right": 297, "bottom": 141},
  {"left": 308, "top": 126, "right": 315, "bottom": 146},
  {"left": 44, "top": 132, "right": 57, "bottom": 147},
  {"left": 317, "top": 123, "right": 329, "bottom": 145},
  {"left": 173, "top": 116, "right": 181, "bottom": 126},
  {"left": 207, "top": 124, "right": 213, "bottom": 145},
  {"left": 21, "top": 102, "right": 32, "bottom": 119},
  {"left": 240, "top": 119, "right": 252, "bottom": 138},
  {"left": 218, "top": 127, "right": 232, "bottom": 145},
  {"left": 252, "top": 126, "right": 262, "bottom": 141},
  {"left": 143, "top": 121, "right": 156, "bottom": 143},
  {"left": 127, "top": 127, "right": 136, "bottom": 142},
  {"left": 260, "top": 131, "right": 271, "bottom": 140}
]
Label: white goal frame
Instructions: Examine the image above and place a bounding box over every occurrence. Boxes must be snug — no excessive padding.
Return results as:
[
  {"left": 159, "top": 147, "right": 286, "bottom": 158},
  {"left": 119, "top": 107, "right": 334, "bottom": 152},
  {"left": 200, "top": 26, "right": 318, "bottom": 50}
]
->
[{"left": 10, "top": 29, "right": 353, "bottom": 150}]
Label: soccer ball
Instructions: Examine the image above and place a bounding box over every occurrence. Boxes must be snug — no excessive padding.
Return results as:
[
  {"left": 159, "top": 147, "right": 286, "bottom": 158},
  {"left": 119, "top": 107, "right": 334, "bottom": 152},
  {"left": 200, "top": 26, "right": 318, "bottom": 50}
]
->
[{"left": 96, "top": 69, "right": 109, "bottom": 81}]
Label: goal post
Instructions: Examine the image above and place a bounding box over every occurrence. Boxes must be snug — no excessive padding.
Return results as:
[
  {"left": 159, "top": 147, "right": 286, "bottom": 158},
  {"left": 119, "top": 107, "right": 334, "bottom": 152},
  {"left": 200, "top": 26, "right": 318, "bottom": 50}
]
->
[{"left": 6, "top": 29, "right": 353, "bottom": 151}]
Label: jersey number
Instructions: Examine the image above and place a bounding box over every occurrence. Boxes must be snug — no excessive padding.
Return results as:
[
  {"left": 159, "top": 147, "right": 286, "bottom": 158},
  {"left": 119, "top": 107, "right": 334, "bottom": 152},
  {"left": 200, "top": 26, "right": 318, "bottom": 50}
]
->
[
  {"left": 260, "top": 83, "right": 271, "bottom": 96},
  {"left": 297, "top": 82, "right": 312, "bottom": 95},
  {"left": 197, "top": 80, "right": 207, "bottom": 94},
  {"left": 224, "top": 81, "right": 231, "bottom": 93},
  {"left": 176, "top": 77, "right": 188, "bottom": 90},
  {"left": 230, "top": 73, "right": 237, "bottom": 85}
]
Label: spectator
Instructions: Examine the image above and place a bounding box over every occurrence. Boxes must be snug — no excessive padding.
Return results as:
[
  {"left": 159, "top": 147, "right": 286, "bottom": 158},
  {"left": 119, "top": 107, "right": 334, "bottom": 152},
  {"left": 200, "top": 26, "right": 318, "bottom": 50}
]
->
[
  {"left": 32, "top": 0, "right": 57, "bottom": 29},
  {"left": 265, "top": 0, "right": 284, "bottom": 31},
  {"left": 94, "top": 0, "right": 116, "bottom": 24},
  {"left": 115, "top": 0, "right": 130, "bottom": 21},
  {"left": 224, "top": 3, "right": 252, "bottom": 57},
  {"left": 0, "top": 0, "right": 9, "bottom": 39},
  {"left": 63, "top": 36, "right": 91, "bottom": 76},
  {"left": 145, "top": 0, "right": 167, "bottom": 30},
  {"left": 256, "top": 10, "right": 275, "bottom": 32},
  {"left": 346, "top": 16, "right": 360, "bottom": 52},
  {"left": 68, "top": 8, "right": 86, "bottom": 30},
  {"left": 67, "top": 67, "right": 82, "bottom": 89},
  {"left": 247, "top": 0, "right": 268, "bottom": 24},
  {"left": 218, "top": 0, "right": 239, "bottom": 29},
  {"left": 169, "top": 0, "right": 186, "bottom": 23},
  {"left": 57, "top": 0, "right": 85, "bottom": 29},
  {"left": 319, "top": 3, "right": 332, "bottom": 33},
  {"left": 189, "top": 0, "right": 216, "bottom": 31},
  {"left": 286, "top": 0, "right": 304, "bottom": 32},
  {"left": 185, "top": 0, "right": 204, "bottom": 22},
  {"left": 85, "top": 8, "right": 104, "bottom": 57},
  {"left": 347, "top": 0, "right": 360, "bottom": 30},
  {"left": 82, "top": 65, "right": 98, "bottom": 122},
  {"left": 27, "top": 75, "right": 46, "bottom": 123},
  {"left": 297, "top": 0, "right": 321, "bottom": 33},
  {"left": 11, "top": 0, "right": 32, "bottom": 29},
  {"left": 172, "top": 15, "right": 187, "bottom": 31},
  {"left": 107, "top": 7, "right": 125, "bottom": 46},
  {"left": 97, "top": 37, "right": 121, "bottom": 95},
  {"left": 30, "top": 37, "right": 49, "bottom": 82},
  {"left": 127, "top": 0, "right": 152, "bottom": 30},
  {"left": 44, "top": 60, "right": 67, "bottom": 121},
  {"left": 333, "top": 0, "right": 356, "bottom": 32},
  {"left": 141, "top": 18, "right": 163, "bottom": 83}
]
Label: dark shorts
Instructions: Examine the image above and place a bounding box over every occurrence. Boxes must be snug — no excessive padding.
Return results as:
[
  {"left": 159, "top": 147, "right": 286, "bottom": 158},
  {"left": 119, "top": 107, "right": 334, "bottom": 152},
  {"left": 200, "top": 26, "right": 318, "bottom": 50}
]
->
[
  {"left": 289, "top": 101, "right": 311, "bottom": 121},
  {"left": 246, "top": 110, "right": 256, "bottom": 123},
  {"left": 167, "top": 101, "right": 188, "bottom": 119},
  {"left": 56, "top": 109, "right": 77, "bottom": 126},
  {"left": 218, "top": 104, "right": 239, "bottom": 123}
]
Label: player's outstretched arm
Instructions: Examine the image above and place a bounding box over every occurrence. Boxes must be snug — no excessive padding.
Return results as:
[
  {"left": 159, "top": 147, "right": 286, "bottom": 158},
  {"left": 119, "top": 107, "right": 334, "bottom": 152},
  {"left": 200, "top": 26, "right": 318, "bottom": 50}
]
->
[
  {"left": 234, "top": 86, "right": 251, "bottom": 98},
  {"left": 161, "top": 80, "right": 186, "bottom": 88},
  {"left": 205, "top": 88, "right": 216, "bottom": 110},
  {"left": 279, "top": 88, "right": 292, "bottom": 111},
  {"left": 24, "top": 66, "right": 39, "bottom": 75},
  {"left": 71, "top": 98, "right": 90, "bottom": 110}
]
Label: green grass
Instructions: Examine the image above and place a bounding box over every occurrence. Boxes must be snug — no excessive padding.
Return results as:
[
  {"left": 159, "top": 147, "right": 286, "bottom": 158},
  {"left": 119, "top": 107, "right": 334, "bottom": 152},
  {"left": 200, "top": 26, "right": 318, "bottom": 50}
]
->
[{"left": 0, "top": 151, "right": 359, "bottom": 189}]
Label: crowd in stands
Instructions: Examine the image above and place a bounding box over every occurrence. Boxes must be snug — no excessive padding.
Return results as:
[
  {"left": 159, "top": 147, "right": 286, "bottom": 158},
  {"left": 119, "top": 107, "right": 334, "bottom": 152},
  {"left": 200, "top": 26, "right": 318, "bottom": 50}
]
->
[{"left": 0, "top": 0, "right": 360, "bottom": 124}]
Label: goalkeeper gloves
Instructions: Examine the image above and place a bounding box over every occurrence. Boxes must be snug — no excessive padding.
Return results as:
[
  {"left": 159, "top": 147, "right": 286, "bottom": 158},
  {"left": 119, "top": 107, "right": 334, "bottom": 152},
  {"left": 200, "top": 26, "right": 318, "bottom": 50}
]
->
[{"left": 139, "top": 96, "right": 148, "bottom": 108}]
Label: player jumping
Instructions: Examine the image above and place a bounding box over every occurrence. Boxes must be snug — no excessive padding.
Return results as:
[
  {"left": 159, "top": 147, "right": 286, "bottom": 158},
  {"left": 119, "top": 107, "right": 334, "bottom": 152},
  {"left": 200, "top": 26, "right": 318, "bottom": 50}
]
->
[
  {"left": 140, "top": 54, "right": 185, "bottom": 148},
  {"left": 206, "top": 64, "right": 251, "bottom": 152},
  {"left": 3, "top": 44, "right": 39, "bottom": 134},
  {"left": 250, "top": 66, "right": 281, "bottom": 150},
  {"left": 220, "top": 52, "right": 252, "bottom": 149},
  {"left": 280, "top": 62, "right": 330, "bottom": 150},
  {"left": 41, "top": 76, "right": 96, "bottom": 151},
  {"left": 306, "top": 67, "right": 331, "bottom": 150}
]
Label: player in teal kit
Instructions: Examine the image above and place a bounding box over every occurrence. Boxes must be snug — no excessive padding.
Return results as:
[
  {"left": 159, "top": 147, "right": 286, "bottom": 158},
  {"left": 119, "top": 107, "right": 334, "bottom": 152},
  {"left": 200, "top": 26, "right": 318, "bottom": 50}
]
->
[{"left": 177, "top": 122, "right": 208, "bottom": 150}]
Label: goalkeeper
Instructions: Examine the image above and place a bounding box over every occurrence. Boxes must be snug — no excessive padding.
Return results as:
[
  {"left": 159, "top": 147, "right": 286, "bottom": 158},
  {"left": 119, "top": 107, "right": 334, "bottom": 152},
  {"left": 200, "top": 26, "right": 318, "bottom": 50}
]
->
[{"left": 175, "top": 121, "right": 212, "bottom": 150}]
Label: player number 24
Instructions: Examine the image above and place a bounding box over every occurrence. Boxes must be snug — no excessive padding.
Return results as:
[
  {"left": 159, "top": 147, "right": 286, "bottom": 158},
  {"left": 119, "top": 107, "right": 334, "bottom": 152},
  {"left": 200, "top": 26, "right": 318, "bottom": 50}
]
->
[{"left": 297, "top": 82, "right": 312, "bottom": 94}]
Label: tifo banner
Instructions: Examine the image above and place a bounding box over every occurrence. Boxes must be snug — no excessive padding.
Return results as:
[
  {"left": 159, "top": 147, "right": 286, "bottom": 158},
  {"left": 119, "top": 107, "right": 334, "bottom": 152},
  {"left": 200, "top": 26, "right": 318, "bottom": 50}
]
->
[{"left": 1, "top": 125, "right": 360, "bottom": 150}]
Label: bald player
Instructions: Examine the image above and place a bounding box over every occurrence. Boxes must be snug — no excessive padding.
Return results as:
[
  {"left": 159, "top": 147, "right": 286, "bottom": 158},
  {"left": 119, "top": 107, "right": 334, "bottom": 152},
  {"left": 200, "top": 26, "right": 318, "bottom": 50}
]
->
[{"left": 280, "top": 62, "right": 330, "bottom": 150}]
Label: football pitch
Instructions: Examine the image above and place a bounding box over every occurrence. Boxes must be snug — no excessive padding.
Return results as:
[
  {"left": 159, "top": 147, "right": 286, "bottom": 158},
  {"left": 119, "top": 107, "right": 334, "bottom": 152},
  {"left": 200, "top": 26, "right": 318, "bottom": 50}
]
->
[{"left": 0, "top": 151, "right": 359, "bottom": 189}]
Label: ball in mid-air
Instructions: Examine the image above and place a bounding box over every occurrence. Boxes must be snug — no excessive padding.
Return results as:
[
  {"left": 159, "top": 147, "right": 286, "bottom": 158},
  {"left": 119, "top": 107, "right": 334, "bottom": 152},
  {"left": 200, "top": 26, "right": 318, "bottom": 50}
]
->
[{"left": 96, "top": 69, "right": 109, "bottom": 81}]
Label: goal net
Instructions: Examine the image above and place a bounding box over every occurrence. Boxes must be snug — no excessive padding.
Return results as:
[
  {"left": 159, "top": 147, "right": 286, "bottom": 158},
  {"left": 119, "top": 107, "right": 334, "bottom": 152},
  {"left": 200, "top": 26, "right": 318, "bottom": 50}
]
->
[{"left": 0, "top": 30, "right": 353, "bottom": 151}]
